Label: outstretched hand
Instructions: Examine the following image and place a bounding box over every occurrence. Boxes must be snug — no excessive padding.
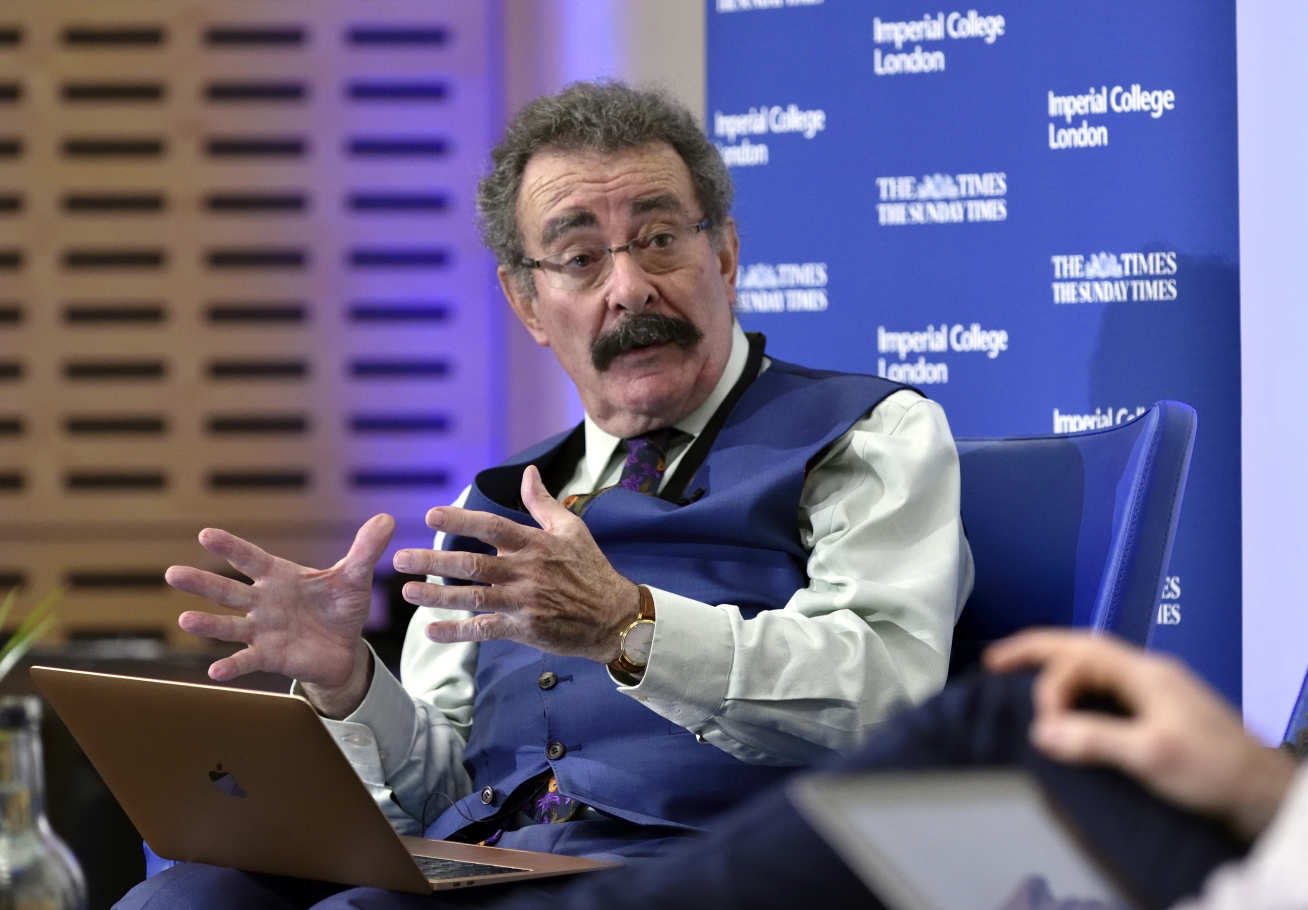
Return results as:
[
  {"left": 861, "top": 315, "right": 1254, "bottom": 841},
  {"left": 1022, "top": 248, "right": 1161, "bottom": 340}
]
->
[
  {"left": 166, "top": 514, "right": 395, "bottom": 716},
  {"left": 393, "top": 465, "right": 642, "bottom": 663},
  {"left": 985, "top": 629, "right": 1296, "bottom": 841}
]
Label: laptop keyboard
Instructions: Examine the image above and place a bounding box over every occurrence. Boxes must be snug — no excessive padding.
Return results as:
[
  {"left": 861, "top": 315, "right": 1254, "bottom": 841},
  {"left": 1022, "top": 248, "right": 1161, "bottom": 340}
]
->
[{"left": 412, "top": 854, "right": 526, "bottom": 880}]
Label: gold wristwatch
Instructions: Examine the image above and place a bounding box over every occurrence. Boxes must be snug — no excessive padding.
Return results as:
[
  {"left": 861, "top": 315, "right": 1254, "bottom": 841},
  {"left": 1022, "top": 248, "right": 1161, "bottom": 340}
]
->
[{"left": 609, "top": 585, "right": 655, "bottom": 678}]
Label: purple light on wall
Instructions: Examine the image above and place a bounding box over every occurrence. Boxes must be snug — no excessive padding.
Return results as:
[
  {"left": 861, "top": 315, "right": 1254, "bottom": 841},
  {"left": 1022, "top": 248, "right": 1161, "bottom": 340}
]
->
[
  {"left": 559, "top": 1, "right": 622, "bottom": 82},
  {"left": 305, "top": 7, "right": 503, "bottom": 554}
]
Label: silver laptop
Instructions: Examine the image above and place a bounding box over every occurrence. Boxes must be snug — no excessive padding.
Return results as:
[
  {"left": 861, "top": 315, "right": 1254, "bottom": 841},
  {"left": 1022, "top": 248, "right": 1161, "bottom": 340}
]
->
[
  {"left": 31, "top": 665, "right": 612, "bottom": 893},
  {"left": 789, "top": 769, "right": 1144, "bottom": 910}
]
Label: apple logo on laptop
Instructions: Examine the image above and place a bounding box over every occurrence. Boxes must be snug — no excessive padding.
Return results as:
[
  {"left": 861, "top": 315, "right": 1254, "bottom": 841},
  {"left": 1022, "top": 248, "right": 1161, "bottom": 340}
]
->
[{"left": 208, "top": 763, "right": 247, "bottom": 798}]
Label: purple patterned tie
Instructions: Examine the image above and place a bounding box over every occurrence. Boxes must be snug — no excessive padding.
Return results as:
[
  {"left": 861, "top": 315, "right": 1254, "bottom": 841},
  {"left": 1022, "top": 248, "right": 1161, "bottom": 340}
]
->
[
  {"left": 563, "top": 427, "right": 687, "bottom": 516},
  {"left": 617, "top": 427, "right": 685, "bottom": 493}
]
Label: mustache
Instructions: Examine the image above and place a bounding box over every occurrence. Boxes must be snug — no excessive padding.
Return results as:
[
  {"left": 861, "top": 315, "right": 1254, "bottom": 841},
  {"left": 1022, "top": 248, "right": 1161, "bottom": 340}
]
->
[{"left": 590, "top": 313, "right": 704, "bottom": 371}]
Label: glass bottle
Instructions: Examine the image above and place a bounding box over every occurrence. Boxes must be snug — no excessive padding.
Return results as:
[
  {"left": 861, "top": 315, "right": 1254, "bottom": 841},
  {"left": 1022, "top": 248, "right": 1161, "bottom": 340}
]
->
[{"left": 0, "top": 695, "right": 86, "bottom": 910}]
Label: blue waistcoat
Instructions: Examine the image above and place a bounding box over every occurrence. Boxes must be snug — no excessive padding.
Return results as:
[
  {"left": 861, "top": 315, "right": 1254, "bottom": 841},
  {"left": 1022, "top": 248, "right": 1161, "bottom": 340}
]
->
[{"left": 425, "top": 355, "right": 904, "bottom": 838}]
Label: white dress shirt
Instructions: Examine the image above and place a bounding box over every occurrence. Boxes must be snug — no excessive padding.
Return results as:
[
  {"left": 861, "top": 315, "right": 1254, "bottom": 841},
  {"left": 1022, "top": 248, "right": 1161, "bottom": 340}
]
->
[
  {"left": 324, "top": 323, "right": 974, "bottom": 833},
  {"left": 1171, "top": 764, "right": 1308, "bottom": 910}
]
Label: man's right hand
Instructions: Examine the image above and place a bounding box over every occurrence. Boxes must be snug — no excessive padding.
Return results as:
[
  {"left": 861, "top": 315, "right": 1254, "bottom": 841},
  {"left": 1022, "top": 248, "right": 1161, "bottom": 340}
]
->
[{"left": 165, "top": 513, "right": 395, "bottom": 719}]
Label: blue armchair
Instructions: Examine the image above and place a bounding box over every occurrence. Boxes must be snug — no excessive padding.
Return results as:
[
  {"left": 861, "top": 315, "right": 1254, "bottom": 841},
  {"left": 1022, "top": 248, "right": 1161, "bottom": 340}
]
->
[
  {"left": 948, "top": 400, "right": 1198, "bottom": 675},
  {"left": 1283, "top": 665, "right": 1308, "bottom": 753}
]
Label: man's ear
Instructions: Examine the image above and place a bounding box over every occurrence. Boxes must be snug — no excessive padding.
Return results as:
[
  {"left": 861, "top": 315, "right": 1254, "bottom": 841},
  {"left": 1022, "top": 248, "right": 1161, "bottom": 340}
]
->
[
  {"left": 498, "top": 265, "right": 550, "bottom": 346},
  {"left": 716, "top": 217, "right": 741, "bottom": 295}
]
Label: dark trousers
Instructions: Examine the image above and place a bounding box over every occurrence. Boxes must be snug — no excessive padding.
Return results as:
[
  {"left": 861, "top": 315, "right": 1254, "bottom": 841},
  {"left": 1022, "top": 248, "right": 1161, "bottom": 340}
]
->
[{"left": 115, "top": 671, "right": 1247, "bottom": 909}]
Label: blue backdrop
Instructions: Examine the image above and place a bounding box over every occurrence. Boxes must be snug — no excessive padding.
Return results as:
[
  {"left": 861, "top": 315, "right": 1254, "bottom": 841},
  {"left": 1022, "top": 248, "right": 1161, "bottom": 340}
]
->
[{"left": 707, "top": 0, "right": 1240, "bottom": 704}]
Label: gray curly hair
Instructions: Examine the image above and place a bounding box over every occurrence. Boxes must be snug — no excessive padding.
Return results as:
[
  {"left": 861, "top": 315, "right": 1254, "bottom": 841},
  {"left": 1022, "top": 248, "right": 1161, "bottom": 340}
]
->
[{"left": 477, "top": 80, "right": 734, "bottom": 296}]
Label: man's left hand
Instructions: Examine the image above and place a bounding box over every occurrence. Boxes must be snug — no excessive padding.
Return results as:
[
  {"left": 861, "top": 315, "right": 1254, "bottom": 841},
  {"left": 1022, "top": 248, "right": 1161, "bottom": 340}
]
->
[{"left": 394, "top": 464, "right": 642, "bottom": 663}]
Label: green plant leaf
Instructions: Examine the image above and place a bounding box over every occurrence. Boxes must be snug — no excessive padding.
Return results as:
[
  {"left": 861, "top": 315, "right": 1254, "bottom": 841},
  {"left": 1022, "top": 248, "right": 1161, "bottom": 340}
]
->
[
  {"left": 0, "top": 587, "right": 62, "bottom": 683},
  {"left": 0, "top": 586, "right": 16, "bottom": 629}
]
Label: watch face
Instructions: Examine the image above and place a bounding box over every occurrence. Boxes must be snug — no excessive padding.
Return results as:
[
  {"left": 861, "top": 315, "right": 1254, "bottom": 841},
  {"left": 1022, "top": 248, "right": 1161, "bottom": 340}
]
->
[{"left": 622, "top": 619, "right": 655, "bottom": 668}]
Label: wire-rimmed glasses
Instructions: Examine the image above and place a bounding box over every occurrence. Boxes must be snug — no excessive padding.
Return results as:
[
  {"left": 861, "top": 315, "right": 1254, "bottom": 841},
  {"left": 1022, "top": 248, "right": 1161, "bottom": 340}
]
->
[{"left": 521, "top": 217, "right": 711, "bottom": 292}]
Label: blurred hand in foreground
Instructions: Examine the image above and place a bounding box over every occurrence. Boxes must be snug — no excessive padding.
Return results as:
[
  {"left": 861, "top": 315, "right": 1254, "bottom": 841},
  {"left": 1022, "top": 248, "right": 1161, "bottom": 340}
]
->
[{"left": 985, "top": 629, "right": 1296, "bottom": 841}]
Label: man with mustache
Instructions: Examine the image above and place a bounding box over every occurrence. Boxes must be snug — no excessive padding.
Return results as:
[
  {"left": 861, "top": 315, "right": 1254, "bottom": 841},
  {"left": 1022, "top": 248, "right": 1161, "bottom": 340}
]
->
[
  {"left": 127, "top": 81, "right": 973, "bottom": 906},
  {"left": 590, "top": 312, "right": 703, "bottom": 372}
]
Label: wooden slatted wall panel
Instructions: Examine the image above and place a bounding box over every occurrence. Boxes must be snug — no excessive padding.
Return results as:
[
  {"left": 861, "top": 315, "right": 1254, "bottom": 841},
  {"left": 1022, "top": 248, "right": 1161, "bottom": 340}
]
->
[{"left": 0, "top": 2, "right": 500, "bottom": 645}]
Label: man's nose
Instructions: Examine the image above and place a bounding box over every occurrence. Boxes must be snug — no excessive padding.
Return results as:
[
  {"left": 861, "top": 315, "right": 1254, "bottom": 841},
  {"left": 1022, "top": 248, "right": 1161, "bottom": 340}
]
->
[{"left": 603, "top": 248, "right": 656, "bottom": 313}]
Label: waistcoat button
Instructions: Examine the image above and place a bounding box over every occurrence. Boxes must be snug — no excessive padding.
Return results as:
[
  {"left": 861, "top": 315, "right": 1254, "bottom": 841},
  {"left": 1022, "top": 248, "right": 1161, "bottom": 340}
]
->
[
  {"left": 537, "top": 671, "right": 558, "bottom": 690},
  {"left": 545, "top": 741, "right": 567, "bottom": 761},
  {"left": 479, "top": 786, "right": 496, "bottom": 805}
]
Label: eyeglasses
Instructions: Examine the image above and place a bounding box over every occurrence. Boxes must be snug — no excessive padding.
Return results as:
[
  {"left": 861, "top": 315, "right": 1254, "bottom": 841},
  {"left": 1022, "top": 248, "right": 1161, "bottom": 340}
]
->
[{"left": 521, "top": 217, "right": 711, "bottom": 292}]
